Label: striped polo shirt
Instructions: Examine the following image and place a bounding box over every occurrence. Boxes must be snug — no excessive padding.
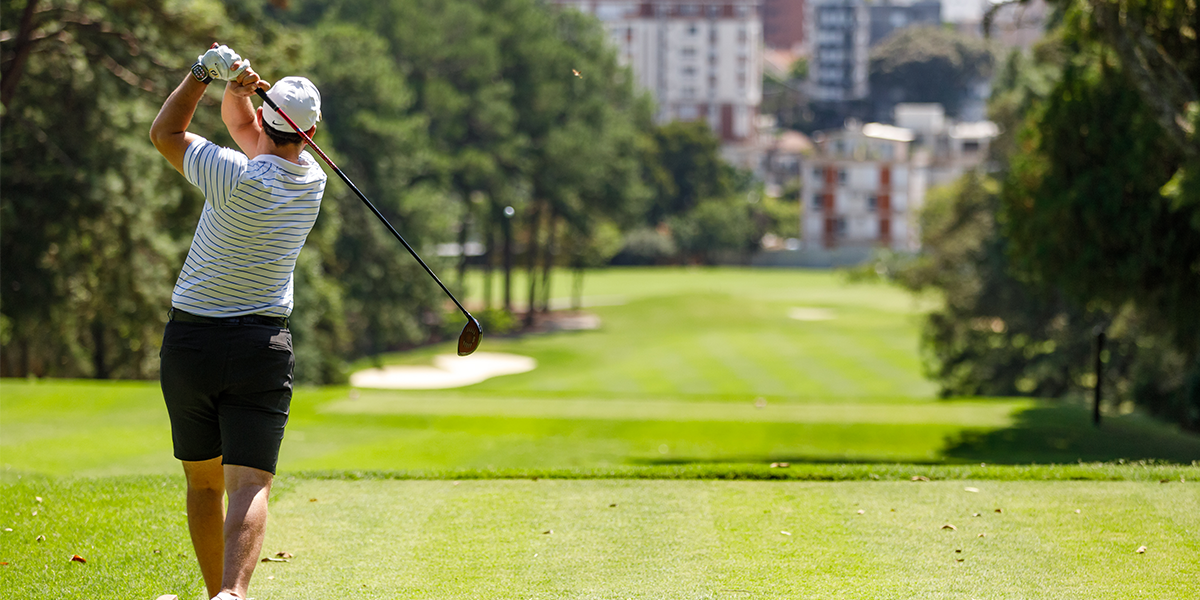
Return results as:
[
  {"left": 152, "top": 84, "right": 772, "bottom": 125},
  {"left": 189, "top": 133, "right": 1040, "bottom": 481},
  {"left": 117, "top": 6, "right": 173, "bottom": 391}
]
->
[{"left": 173, "top": 137, "right": 327, "bottom": 318}]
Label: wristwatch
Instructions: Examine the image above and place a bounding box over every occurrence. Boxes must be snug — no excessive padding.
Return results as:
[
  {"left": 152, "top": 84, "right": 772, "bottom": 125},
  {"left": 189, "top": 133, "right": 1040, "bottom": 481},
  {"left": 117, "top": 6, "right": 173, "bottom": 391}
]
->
[{"left": 190, "top": 62, "right": 213, "bottom": 84}]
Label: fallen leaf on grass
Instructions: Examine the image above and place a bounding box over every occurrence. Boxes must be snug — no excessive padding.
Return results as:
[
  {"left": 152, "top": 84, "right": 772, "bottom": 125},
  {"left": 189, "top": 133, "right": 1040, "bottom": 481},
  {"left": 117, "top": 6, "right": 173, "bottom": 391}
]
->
[
  {"left": 275, "top": 552, "right": 294, "bottom": 559},
  {"left": 972, "top": 513, "right": 981, "bottom": 517},
  {"left": 1074, "top": 509, "right": 1081, "bottom": 514},
  {"left": 956, "top": 558, "right": 964, "bottom": 562},
  {"left": 994, "top": 508, "right": 1002, "bottom": 513},
  {"left": 856, "top": 509, "right": 865, "bottom": 515},
  {"left": 780, "top": 531, "right": 791, "bottom": 536},
  {"left": 35, "top": 535, "right": 45, "bottom": 542},
  {"left": 770, "top": 462, "right": 790, "bottom": 468},
  {"left": 609, "top": 503, "right": 617, "bottom": 508},
  {"left": 267, "top": 575, "right": 274, "bottom": 580},
  {"left": 70, "top": 555, "right": 86, "bottom": 563},
  {"left": 261, "top": 557, "right": 289, "bottom": 563},
  {"left": 1160, "top": 479, "right": 1170, "bottom": 484},
  {"left": 1136, "top": 546, "right": 1147, "bottom": 554},
  {"left": 309, "top": 498, "right": 318, "bottom": 502},
  {"left": 942, "top": 524, "right": 957, "bottom": 531},
  {"left": 964, "top": 487, "right": 979, "bottom": 493},
  {"left": 35, "top": 497, "right": 43, "bottom": 503},
  {"left": 1, "top": 562, "right": 8, "bottom": 566},
  {"left": 977, "top": 533, "right": 986, "bottom": 538},
  {"left": 542, "top": 530, "right": 552, "bottom": 535},
  {"left": 911, "top": 476, "right": 930, "bottom": 482}
]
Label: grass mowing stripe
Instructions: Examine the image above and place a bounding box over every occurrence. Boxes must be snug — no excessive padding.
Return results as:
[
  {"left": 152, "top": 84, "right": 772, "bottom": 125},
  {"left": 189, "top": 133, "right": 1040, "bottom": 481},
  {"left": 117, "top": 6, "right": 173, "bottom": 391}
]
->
[
  {"left": 291, "top": 463, "right": 1200, "bottom": 482},
  {"left": 323, "top": 394, "right": 1027, "bottom": 425}
]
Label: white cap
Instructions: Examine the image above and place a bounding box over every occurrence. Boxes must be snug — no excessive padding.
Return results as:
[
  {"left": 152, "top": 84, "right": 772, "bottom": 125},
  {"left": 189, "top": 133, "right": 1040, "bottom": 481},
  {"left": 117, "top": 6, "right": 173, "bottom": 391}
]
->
[{"left": 261, "top": 76, "right": 322, "bottom": 133}]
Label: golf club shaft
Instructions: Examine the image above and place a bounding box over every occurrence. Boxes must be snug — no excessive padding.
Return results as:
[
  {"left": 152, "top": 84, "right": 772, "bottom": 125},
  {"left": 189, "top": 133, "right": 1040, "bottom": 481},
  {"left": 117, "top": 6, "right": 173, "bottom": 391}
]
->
[{"left": 255, "top": 88, "right": 470, "bottom": 318}]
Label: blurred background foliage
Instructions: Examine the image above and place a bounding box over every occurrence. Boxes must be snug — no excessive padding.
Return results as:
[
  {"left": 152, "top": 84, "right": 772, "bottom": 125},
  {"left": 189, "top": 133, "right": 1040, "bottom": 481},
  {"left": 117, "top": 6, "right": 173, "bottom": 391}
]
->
[{"left": 876, "top": 0, "right": 1200, "bottom": 430}]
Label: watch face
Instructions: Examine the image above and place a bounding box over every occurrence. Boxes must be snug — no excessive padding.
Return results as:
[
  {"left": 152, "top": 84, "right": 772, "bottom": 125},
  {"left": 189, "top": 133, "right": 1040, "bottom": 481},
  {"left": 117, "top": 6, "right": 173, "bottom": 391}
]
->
[{"left": 191, "top": 63, "right": 211, "bottom": 83}]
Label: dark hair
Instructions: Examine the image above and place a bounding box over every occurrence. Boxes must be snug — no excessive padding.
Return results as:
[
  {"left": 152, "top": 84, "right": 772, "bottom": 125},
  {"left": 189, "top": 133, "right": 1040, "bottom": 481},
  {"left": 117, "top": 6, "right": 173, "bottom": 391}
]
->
[{"left": 263, "top": 122, "right": 304, "bottom": 147}]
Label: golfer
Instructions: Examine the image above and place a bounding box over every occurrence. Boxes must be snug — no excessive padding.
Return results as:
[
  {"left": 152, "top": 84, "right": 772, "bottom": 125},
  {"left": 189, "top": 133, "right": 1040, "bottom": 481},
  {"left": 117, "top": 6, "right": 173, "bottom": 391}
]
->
[{"left": 149, "top": 44, "right": 326, "bottom": 600}]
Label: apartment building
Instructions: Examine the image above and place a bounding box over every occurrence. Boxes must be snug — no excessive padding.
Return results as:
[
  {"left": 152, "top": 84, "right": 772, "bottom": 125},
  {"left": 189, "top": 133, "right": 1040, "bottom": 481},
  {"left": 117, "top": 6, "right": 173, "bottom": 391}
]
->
[
  {"left": 868, "top": 0, "right": 941, "bottom": 45},
  {"left": 801, "top": 104, "right": 997, "bottom": 252},
  {"left": 805, "top": 0, "right": 869, "bottom": 102},
  {"left": 553, "top": 1, "right": 764, "bottom": 142},
  {"left": 801, "top": 122, "right": 919, "bottom": 250}
]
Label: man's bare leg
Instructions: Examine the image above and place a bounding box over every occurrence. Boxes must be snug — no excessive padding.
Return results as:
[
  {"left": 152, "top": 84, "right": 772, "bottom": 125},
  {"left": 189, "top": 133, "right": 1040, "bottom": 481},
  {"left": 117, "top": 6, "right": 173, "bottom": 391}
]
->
[
  {"left": 182, "top": 458, "right": 226, "bottom": 598},
  {"left": 220, "top": 464, "right": 274, "bottom": 598}
]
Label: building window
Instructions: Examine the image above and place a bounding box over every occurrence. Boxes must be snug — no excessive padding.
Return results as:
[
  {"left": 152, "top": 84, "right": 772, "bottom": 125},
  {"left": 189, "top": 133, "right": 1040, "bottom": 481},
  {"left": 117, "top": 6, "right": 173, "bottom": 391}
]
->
[
  {"left": 838, "top": 169, "right": 847, "bottom": 184},
  {"left": 867, "top": 196, "right": 877, "bottom": 212},
  {"left": 682, "top": 87, "right": 696, "bottom": 98},
  {"left": 688, "top": 23, "right": 698, "bottom": 35},
  {"left": 963, "top": 140, "right": 981, "bottom": 153},
  {"left": 812, "top": 196, "right": 822, "bottom": 211},
  {"left": 837, "top": 217, "right": 847, "bottom": 236},
  {"left": 738, "top": 28, "right": 747, "bottom": 43},
  {"left": 682, "top": 47, "right": 696, "bottom": 59},
  {"left": 683, "top": 66, "right": 696, "bottom": 77}
]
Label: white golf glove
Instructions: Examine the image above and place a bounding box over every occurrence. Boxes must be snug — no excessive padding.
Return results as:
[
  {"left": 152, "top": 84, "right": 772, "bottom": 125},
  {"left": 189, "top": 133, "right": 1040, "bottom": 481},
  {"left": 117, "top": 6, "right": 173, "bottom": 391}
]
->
[{"left": 197, "top": 44, "right": 249, "bottom": 82}]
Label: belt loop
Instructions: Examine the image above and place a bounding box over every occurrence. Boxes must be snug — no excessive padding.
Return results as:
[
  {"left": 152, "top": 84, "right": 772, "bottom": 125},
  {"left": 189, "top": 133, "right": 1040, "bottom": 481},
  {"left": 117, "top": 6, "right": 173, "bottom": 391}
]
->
[{"left": 168, "top": 307, "right": 175, "bottom": 321}]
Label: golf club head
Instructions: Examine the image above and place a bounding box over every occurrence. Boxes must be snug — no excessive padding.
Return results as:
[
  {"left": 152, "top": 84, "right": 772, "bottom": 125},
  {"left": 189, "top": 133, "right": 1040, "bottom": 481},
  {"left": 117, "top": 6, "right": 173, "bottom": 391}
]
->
[{"left": 457, "top": 315, "right": 483, "bottom": 356}]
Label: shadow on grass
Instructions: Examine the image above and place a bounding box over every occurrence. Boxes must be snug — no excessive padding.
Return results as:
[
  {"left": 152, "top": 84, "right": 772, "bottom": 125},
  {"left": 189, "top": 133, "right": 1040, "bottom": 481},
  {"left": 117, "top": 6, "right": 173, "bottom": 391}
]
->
[
  {"left": 940, "top": 400, "right": 1200, "bottom": 464},
  {"left": 634, "top": 401, "right": 1200, "bottom": 467}
]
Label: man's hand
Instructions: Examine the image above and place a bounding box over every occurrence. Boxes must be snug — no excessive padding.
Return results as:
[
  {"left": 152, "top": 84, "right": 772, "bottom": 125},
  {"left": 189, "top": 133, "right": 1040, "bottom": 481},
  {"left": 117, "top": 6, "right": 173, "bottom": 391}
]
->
[
  {"left": 227, "top": 64, "right": 270, "bottom": 98},
  {"left": 198, "top": 44, "right": 249, "bottom": 82}
]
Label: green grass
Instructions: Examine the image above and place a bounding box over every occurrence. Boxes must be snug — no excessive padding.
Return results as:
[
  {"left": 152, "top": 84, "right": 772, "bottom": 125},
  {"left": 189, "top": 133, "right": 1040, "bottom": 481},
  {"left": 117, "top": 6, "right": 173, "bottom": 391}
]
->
[
  {"left": 2, "top": 267, "right": 1199, "bottom": 598},
  {"left": 3, "top": 476, "right": 1197, "bottom": 599},
  {"left": 393, "top": 268, "right": 940, "bottom": 400}
]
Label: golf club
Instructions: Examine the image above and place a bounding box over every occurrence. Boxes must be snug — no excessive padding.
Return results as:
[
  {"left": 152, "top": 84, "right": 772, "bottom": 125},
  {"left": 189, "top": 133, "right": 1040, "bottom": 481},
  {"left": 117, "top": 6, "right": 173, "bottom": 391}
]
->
[{"left": 255, "top": 88, "right": 482, "bottom": 356}]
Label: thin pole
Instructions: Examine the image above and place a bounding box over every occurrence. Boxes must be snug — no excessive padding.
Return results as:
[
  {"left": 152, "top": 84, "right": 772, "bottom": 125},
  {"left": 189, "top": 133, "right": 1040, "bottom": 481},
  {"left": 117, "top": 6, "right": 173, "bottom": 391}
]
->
[{"left": 1093, "top": 330, "right": 1105, "bottom": 427}]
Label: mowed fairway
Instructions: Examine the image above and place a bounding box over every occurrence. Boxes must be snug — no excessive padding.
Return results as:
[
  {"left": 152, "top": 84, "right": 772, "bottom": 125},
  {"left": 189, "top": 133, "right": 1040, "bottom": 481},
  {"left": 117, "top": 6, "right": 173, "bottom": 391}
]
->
[{"left": 2, "top": 268, "right": 1199, "bottom": 599}]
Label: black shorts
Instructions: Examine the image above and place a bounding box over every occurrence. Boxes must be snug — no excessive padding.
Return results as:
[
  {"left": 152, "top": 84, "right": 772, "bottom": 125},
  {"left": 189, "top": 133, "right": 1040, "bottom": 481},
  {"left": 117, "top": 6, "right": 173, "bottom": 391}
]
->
[{"left": 160, "top": 319, "right": 294, "bottom": 474}]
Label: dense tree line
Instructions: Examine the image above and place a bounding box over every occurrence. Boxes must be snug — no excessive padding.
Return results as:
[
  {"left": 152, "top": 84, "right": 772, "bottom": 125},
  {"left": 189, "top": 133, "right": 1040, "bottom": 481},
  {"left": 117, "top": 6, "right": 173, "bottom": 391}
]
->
[{"left": 891, "top": 0, "right": 1200, "bottom": 430}]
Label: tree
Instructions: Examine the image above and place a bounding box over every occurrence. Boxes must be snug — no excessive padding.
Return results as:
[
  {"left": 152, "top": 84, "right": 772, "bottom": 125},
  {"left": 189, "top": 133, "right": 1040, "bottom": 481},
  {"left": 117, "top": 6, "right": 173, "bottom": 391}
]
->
[
  {"left": 1, "top": 0, "right": 230, "bottom": 378},
  {"left": 898, "top": 0, "right": 1200, "bottom": 430},
  {"left": 869, "top": 25, "right": 996, "bottom": 118},
  {"left": 999, "top": 1, "right": 1200, "bottom": 428}
]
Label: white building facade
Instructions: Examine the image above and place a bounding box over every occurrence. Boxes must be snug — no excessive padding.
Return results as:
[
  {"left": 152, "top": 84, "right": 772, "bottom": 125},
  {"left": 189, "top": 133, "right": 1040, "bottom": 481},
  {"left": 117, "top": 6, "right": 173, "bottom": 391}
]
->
[
  {"left": 554, "top": 1, "right": 764, "bottom": 142},
  {"left": 801, "top": 123, "right": 921, "bottom": 250}
]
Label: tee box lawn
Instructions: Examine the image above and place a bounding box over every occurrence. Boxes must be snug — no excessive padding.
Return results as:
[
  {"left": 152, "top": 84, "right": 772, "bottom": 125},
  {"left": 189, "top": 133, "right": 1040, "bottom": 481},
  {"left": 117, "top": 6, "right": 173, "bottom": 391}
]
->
[{"left": 2, "top": 267, "right": 1198, "bottom": 599}]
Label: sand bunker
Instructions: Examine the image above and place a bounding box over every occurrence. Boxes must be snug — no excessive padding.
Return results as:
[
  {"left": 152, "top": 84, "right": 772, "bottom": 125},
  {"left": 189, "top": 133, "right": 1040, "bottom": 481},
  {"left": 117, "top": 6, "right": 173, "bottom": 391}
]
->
[
  {"left": 349, "top": 352, "right": 536, "bottom": 390},
  {"left": 789, "top": 307, "right": 835, "bottom": 321}
]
